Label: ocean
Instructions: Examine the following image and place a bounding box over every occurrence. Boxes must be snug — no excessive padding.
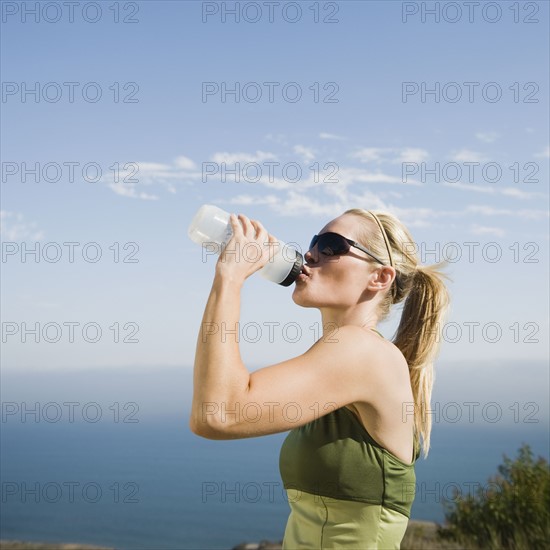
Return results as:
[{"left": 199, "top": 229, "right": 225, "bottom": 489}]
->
[{"left": 2, "top": 417, "right": 548, "bottom": 550}]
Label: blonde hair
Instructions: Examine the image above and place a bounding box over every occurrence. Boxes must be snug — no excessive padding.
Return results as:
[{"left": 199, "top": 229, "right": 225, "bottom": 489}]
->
[{"left": 344, "top": 208, "right": 452, "bottom": 458}]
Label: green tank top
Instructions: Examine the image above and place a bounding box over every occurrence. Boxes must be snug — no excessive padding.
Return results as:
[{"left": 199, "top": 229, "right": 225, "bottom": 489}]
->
[
  {"left": 279, "top": 406, "right": 419, "bottom": 518},
  {"left": 279, "top": 329, "right": 419, "bottom": 519}
]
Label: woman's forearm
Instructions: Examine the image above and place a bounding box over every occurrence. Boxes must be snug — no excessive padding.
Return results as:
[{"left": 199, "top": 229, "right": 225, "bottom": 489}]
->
[{"left": 191, "top": 273, "right": 250, "bottom": 430}]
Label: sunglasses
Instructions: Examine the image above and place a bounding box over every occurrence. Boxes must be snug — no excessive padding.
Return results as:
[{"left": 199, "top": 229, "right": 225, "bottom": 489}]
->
[{"left": 309, "top": 232, "right": 387, "bottom": 265}]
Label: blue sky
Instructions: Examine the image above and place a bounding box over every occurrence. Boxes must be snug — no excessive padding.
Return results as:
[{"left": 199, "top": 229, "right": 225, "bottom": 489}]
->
[{"left": 1, "top": 0, "right": 549, "bottom": 401}]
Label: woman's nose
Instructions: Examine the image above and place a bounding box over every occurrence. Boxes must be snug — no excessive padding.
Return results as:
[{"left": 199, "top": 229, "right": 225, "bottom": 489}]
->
[{"left": 304, "top": 246, "right": 318, "bottom": 264}]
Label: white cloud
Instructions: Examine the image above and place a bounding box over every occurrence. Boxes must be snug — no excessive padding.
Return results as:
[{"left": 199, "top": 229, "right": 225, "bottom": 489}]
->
[
  {"left": 293, "top": 145, "right": 316, "bottom": 164},
  {"left": 103, "top": 144, "right": 427, "bottom": 203},
  {"left": 388, "top": 205, "right": 451, "bottom": 228},
  {"left": 264, "top": 133, "right": 288, "bottom": 145},
  {"left": 443, "top": 182, "right": 495, "bottom": 194},
  {"left": 339, "top": 167, "right": 422, "bottom": 186},
  {"left": 465, "top": 205, "right": 514, "bottom": 216},
  {"left": 270, "top": 191, "right": 348, "bottom": 218},
  {"left": 210, "top": 150, "right": 277, "bottom": 164},
  {"left": 470, "top": 224, "right": 505, "bottom": 237},
  {"left": 319, "top": 132, "right": 346, "bottom": 141},
  {"left": 350, "top": 147, "right": 429, "bottom": 165},
  {"left": 465, "top": 205, "right": 549, "bottom": 220},
  {"left": 359, "top": 172, "right": 407, "bottom": 184},
  {"left": 225, "top": 194, "right": 280, "bottom": 206},
  {"left": 393, "top": 148, "right": 429, "bottom": 164},
  {"left": 102, "top": 142, "right": 548, "bottom": 228},
  {"left": 534, "top": 146, "right": 550, "bottom": 159},
  {"left": 450, "top": 149, "right": 489, "bottom": 162},
  {"left": 501, "top": 188, "right": 547, "bottom": 200},
  {"left": 475, "top": 132, "right": 500, "bottom": 143},
  {"left": 174, "top": 156, "right": 197, "bottom": 170},
  {"left": 108, "top": 183, "right": 158, "bottom": 200},
  {"left": 344, "top": 190, "right": 391, "bottom": 213},
  {"left": 101, "top": 155, "right": 200, "bottom": 199},
  {"left": 0, "top": 211, "right": 44, "bottom": 240},
  {"left": 443, "top": 182, "right": 547, "bottom": 201},
  {"left": 261, "top": 188, "right": 440, "bottom": 228},
  {"left": 211, "top": 185, "right": 454, "bottom": 230},
  {"left": 137, "top": 162, "right": 172, "bottom": 172},
  {"left": 350, "top": 147, "right": 393, "bottom": 164},
  {"left": 515, "top": 209, "right": 550, "bottom": 220}
]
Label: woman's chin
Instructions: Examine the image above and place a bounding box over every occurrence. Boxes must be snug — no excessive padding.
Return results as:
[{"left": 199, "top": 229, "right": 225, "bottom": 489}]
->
[{"left": 292, "top": 286, "right": 316, "bottom": 307}]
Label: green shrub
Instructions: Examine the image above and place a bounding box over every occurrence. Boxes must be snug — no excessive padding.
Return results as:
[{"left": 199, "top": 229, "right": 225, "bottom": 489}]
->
[{"left": 437, "top": 443, "right": 550, "bottom": 550}]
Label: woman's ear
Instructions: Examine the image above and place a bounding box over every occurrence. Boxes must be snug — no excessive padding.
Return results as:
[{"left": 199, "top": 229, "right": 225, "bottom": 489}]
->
[{"left": 366, "top": 266, "right": 396, "bottom": 293}]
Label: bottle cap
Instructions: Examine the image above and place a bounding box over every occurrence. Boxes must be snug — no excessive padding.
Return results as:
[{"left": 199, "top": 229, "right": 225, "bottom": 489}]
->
[{"left": 279, "top": 252, "right": 304, "bottom": 286}]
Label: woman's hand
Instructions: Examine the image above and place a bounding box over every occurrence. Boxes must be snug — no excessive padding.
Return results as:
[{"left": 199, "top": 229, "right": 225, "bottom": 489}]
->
[{"left": 215, "top": 213, "right": 278, "bottom": 284}]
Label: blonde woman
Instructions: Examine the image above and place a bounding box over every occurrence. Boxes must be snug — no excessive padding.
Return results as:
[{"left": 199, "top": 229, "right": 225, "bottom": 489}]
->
[{"left": 190, "top": 208, "right": 451, "bottom": 549}]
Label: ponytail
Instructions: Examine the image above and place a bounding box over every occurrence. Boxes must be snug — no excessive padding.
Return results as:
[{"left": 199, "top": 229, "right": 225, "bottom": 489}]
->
[
  {"left": 393, "top": 263, "right": 452, "bottom": 457},
  {"left": 344, "top": 208, "right": 452, "bottom": 458}
]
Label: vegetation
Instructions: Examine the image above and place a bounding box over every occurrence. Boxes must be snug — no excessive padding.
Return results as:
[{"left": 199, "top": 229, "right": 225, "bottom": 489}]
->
[{"left": 437, "top": 443, "right": 550, "bottom": 550}]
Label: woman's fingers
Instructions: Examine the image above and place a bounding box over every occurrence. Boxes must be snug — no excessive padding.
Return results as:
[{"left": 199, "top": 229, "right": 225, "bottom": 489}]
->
[
  {"left": 229, "top": 213, "right": 242, "bottom": 235},
  {"left": 250, "top": 219, "right": 267, "bottom": 239},
  {"left": 218, "top": 214, "right": 275, "bottom": 279},
  {"left": 237, "top": 213, "right": 254, "bottom": 237},
  {"left": 233, "top": 214, "right": 271, "bottom": 249}
]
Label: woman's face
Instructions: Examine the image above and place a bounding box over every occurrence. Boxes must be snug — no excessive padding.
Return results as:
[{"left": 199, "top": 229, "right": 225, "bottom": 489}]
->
[{"left": 292, "top": 213, "right": 377, "bottom": 308}]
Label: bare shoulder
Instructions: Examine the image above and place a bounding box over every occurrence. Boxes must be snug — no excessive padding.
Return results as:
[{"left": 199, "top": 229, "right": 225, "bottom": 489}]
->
[
  {"left": 324, "top": 325, "right": 407, "bottom": 368},
  {"left": 335, "top": 327, "right": 414, "bottom": 462},
  {"left": 318, "top": 324, "right": 409, "bottom": 389}
]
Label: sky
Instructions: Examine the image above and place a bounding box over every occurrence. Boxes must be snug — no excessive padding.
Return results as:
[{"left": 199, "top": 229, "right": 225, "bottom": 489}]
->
[{"left": 1, "top": 0, "right": 549, "bottom": 410}]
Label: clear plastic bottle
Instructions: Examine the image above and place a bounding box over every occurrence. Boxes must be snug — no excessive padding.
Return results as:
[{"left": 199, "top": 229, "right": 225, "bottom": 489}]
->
[{"left": 188, "top": 204, "right": 303, "bottom": 286}]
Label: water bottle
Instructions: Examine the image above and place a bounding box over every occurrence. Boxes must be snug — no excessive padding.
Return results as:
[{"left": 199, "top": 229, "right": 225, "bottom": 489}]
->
[{"left": 188, "top": 204, "right": 303, "bottom": 287}]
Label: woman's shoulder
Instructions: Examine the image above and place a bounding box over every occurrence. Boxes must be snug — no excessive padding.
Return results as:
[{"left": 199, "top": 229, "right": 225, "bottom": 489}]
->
[
  {"left": 331, "top": 325, "right": 408, "bottom": 370},
  {"left": 317, "top": 325, "right": 409, "bottom": 399}
]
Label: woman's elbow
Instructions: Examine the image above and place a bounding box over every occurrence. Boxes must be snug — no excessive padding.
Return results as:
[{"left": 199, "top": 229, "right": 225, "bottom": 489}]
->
[{"left": 189, "top": 415, "right": 232, "bottom": 440}]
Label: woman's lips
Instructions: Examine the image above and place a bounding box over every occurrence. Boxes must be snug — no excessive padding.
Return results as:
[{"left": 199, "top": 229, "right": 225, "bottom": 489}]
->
[{"left": 296, "top": 266, "right": 311, "bottom": 283}]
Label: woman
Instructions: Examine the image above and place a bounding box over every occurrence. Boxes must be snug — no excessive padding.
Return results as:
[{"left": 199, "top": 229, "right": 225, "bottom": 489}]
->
[{"left": 190, "top": 208, "right": 451, "bottom": 549}]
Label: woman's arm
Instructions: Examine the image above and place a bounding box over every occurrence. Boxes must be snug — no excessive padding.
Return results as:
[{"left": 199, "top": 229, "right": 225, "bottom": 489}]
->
[
  {"left": 189, "top": 214, "right": 395, "bottom": 439},
  {"left": 189, "top": 213, "right": 276, "bottom": 436},
  {"left": 190, "top": 273, "right": 250, "bottom": 436}
]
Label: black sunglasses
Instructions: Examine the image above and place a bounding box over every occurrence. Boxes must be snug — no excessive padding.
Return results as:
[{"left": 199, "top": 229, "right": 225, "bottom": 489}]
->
[{"left": 309, "top": 232, "right": 387, "bottom": 265}]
